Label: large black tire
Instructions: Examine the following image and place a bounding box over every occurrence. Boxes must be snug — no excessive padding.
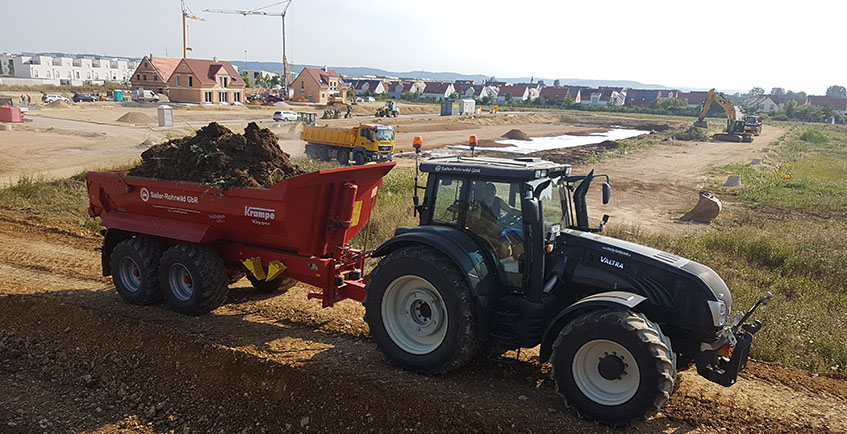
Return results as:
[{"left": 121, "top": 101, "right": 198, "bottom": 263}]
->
[
  {"left": 352, "top": 151, "right": 366, "bottom": 166},
  {"left": 336, "top": 149, "right": 350, "bottom": 165},
  {"left": 550, "top": 309, "right": 676, "bottom": 426},
  {"left": 110, "top": 237, "right": 163, "bottom": 305},
  {"left": 159, "top": 244, "right": 229, "bottom": 315},
  {"left": 364, "top": 246, "right": 480, "bottom": 375},
  {"left": 247, "top": 274, "right": 297, "bottom": 293},
  {"left": 316, "top": 145, "right": 331, "bottom": 162}
]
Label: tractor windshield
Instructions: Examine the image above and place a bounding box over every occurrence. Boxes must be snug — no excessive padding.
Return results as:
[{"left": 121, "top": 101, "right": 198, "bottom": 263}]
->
[{"left": 528, "top": 177, "right": 566, "bottom": 229}]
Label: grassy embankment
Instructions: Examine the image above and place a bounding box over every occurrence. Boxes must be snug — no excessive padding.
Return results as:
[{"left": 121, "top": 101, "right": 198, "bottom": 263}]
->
[{"left": 1, "top": 124, "right": 844, "bottom": 373}]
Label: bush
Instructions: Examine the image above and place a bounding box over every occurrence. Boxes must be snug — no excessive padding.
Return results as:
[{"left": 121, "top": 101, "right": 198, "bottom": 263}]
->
[{"left": 799, "top": 129, "right": 828, "bottom": 144}]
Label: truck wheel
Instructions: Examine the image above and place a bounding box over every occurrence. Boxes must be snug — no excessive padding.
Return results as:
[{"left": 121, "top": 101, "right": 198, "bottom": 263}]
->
[
  {"left": 353, "top": 151, "right": 366, "bottom": 166},
  {"left": 336, "top": 149, "right": 350, "bottom": 165},
  {"left": 316, "top": 146, "right": 331, "bottom": 162},
  {"left": 364, "top": 246, "right": 480, "bottom": 375},
  {"left": 550, "top": 309, "right": 676, "bottom": 426},
  {"left": 247, "top": 274, "right": 296, "bottom": 293},
  {"left": 110, "top": 237, "right": 163, "bottom": 305},
  {"left": 159, "top": 244, "right": 229, "bottom": 315}
]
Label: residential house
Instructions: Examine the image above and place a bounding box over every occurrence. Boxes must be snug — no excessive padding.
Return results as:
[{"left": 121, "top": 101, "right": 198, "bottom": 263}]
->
[
  {"left": 242, "top": 69, "right": 279, "bottom": 82},
  {"left": 539, "top": 86, "right": 580, "bottom": 104},
  {"left": 496, "top": 85, "right": 529, "bottom": 103},
  {"left": 388, "top": 81, "right": 425, "bottom": 99},
  {"left": 625, "top": 89, "right": 664, "bottom": 107},
  {"left": 131, "top": 55, "right": 181, "bottom": 96},
  {"left": 463, "top": 84, "right": 498, "bottom": 100},
  {"left": 292, "top": 67, "right": 346, "bottom": 103},
  {"left": 422, "top": 82, "right": 455, "bottom": 101},
  {"left": 7, "top": 54, "right": 138, "bottom": 84},
  {"left": 167, "top": 58, "right": 245, "bottom": 104},
  {"left": 676, "top": 91, "right": 710, "bottom": 108},
  {"left": 807, "top": 96, "right": 847, "bottom": 113},
  {"left": 745, "top": 95, "right": 780, "bottom": 113},
  {"left": 350, "top": 79, "right": 386, "bottom": 95},
  {"left": 580, "top": 87, "right": 626, "bottom": 106}
]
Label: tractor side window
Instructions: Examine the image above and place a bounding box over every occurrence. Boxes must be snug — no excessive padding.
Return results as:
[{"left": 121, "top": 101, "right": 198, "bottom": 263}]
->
[
  {"left": 432, "top": 178, "right": 464, "bottom": 225},
  {"left": 467, "top": 180, "right": 524, "bottom": 287}
]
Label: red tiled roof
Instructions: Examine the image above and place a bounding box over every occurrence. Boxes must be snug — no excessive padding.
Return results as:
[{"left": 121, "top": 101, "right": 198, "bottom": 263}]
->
[
  {"left": 498, "top": 84, "right": 527, "bottom": 97},
  {"left": 423, "top": 82, "right": 452, "bottom": 94},
  {"left": 678, "top": 91, "right": 709, "bottom": 105},
  {"left": 301, "top": 67, "right": 341, "bottom": 89},
  {"left": 181, "top": 58, "right": 244, "bottom": 87},
  {"left": 147, "top": 57, "right": 181, "bottom": 82},
  {"left": 539, "top": 87, "right": 569, "bottom": 101},
  {"left": 807, "top": 96, "right": 847, "bottom": 110}
]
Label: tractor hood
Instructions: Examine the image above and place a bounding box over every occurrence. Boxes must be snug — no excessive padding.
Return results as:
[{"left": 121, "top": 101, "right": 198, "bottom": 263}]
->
[{"left": 561, "top": 229, "right": 733, "bottom": 327}]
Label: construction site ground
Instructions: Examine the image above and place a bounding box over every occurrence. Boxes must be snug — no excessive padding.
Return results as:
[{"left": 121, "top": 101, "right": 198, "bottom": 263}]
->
[{"left": 1, "top": 100, "right": 845, "bottom": 433}]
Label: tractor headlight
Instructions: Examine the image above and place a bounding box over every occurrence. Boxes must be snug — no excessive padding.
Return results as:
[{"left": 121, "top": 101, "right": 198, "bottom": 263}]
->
[{"left": 707, "top": 300, "right": 728, "bottom": 326}]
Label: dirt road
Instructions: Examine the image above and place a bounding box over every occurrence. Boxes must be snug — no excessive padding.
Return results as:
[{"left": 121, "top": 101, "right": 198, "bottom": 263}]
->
[{"left": 0, "top": 212, "right": 845, "bottom": 433}]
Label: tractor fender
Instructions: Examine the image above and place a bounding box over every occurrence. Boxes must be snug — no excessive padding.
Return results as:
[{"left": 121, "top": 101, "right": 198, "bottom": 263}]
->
[
  {"left": 371, "top": 227, "right": 500, "bottom": 297},
  {"left": 539, "top": 291, "right": 646, "bottom": 362}
]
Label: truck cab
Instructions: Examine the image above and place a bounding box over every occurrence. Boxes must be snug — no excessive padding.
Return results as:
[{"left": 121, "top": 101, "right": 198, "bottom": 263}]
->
[
  {"left": 365, "top": 155, "right": 769, "bottom": 425},
  {"left": 351, "top": 124, "right": 395, "bottom": 163}
]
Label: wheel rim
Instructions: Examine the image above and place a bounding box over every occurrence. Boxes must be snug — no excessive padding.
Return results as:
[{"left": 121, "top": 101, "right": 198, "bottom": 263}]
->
[
  {"left": 381, "top": 275, "right": 448, "bottom": 355},
  {"left": 572, "top": 339, "right": 640, "bottom": 406},
  {"left": 168, "top": 263, "right": 195, "bottom": 302},
  {"left": 118, "top": 257, "right": 142, "bottom": 293}
]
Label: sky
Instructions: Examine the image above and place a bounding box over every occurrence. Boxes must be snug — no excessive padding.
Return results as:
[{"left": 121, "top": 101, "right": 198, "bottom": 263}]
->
[{"left": 3, "top": 0, "right": 845, "bottom": 94}]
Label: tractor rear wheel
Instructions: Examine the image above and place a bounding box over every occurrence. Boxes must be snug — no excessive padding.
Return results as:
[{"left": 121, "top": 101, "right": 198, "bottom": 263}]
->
[
  {"left": 550, "top": 309, "right": 676, "bottom": 426},
  {"left": 111, "top": 237, "right": 163, "bottom": 305},
  {"left": 159, "top": 244, "right": 229, "bottom": 315},
  {"left": 247, "top": 274, "right": 296, "bottom": 293},
  {"left": 364, "top": 246, "right": 480, "bottom": 375}
]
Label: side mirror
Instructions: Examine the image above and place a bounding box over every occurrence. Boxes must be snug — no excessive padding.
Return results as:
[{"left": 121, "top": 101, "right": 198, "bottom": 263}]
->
[
  {"left": 522, "top": 197, "right": 540, "bottom": 224},
  {"left": 602, "top": 182, "right": 611, "bottom": 205}
]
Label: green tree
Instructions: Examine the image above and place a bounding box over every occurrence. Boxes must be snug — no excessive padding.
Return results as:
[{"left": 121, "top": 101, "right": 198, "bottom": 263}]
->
[
  {"left": 771, "top": 87, "right": 785, "bottom": 96},
  {"left": 269, "top": 75, "right": 282, "bottom": 88},
  {"left": 786, "top": 90, "right": 807, "bottom": 99},
  {"left": 448, "top": 92, "right": 459, "bottom": 100},
  {"left": 479, "top": 95, "right": 493, "bottom": 105},
  {"left": 504, "top": 93, "right": 513, "bottom": 103},
  {"left": 826, "top": 85, "right": 847, "bottom": 98},
  {"left": 553, "top": 79, "right": 560, "bottom": 88},
  {"left": 784, "top": 99, "right": 797, "bottom": 118},
  {"left": 749, "top": 87, "right": 765, "bottom": 96},
  {"left": 240, "top": 72, "right": 253, "bottom": 88}
]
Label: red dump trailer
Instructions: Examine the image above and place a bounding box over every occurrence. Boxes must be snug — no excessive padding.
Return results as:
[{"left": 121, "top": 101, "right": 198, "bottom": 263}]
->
[{"left": 86, "top": 163, "right": 395, "bottom": 314}]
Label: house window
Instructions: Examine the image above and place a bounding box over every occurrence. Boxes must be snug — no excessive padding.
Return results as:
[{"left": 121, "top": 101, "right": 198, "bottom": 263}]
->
[
  {"left": 234, "top": 92, "right": 241, "bottom": 103},
  {"left": 143, "top": 74, "right": 147, "bottom": 81},
  {"left": 188, "top": 76, "right": 193, "bottom": 87},
  {"left": 75, "top": 71, "right": 80, "bottom": 79},
  {"left": 153, "top": 74, "right": 158, "bottom": 81},
  {"left": 33, "top": 70, "right": 38, "bottom": 78},
  {"left": 300, "top": 80, "right": 304, "bottom": 90},
  {"left": 205, "top": 91, "right": 213, "bottom": 103},
  {"left": 219, "top": 91, "right": 228, "bottom": 103},
  {"left": 176, "top": 75, "right": 181, "bottom": 87},
  {"left": 136, "top": 74, "right": 140, "bottom": 80}
]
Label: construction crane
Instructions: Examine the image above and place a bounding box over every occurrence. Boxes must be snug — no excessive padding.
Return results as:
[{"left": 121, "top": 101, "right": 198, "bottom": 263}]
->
[
  {"left": 204, "top": 1, "right": 293, "bottom": 98},
  {"left": 181, "top": 0, "right": 205, "bottom": 58}
]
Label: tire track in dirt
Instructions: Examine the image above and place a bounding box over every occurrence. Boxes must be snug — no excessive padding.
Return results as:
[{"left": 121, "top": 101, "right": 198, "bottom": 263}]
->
[{"left": 0, "top": 214, "right": 845, "bottom": 433}]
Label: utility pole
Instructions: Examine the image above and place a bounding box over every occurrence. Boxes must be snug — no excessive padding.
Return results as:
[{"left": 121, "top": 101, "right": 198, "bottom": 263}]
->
[
  {"left": 181, "top": 0, "right": 204, "bottom": 58},
  {"left": 204, "top": 1, "right": 293, "bottom": 98}
]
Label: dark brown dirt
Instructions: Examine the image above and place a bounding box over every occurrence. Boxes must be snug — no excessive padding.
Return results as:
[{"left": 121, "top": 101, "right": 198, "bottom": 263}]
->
[
  {"left": 501, "top": 129, "right": 531, "bottom": 140},
  {"left": 128, "top": 122, "right": 304, "bottom": 189}
]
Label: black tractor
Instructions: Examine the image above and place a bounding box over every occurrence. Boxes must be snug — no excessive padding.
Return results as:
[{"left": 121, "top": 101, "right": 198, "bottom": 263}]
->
[{"left": 364, "top": 153, "right": 770, "bottom": 425}]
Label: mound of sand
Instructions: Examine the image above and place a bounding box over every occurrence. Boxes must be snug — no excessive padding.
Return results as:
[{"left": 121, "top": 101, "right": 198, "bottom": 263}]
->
[
  {"left": 502, "top": 129, "right": 531, "bottom": 140},
  {"left": 675, "top": 126, "right": 709, "bottom": 141},
  {"left": 128, "top": 122, "right": 304, "bottom": 190},
  {"left": 117, "top": 112, "right": 155, "bottom": 124},
  {"left": 47, "top": 100, "right": 72, "bottom": 108}
]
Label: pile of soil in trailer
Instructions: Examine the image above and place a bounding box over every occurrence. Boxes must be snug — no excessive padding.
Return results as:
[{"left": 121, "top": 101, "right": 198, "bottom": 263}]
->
[{"left": 128, "top": 122, "right": 304, "bottom": 189}]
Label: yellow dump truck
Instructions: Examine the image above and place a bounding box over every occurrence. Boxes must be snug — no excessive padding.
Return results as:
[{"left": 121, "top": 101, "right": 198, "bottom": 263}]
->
[{"left": 301, "top": 124, "right": 394, "bottom": 165}]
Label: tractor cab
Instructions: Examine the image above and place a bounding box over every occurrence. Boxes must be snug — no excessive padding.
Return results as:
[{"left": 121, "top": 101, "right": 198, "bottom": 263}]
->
[{"left": 416, "top": 156, "right": 610, "bottom": 290}]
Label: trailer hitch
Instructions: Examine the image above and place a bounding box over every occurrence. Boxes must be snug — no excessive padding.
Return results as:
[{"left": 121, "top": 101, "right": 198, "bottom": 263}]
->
[{"left": 732, "top": 291, "right": 772, "bottom": 335}]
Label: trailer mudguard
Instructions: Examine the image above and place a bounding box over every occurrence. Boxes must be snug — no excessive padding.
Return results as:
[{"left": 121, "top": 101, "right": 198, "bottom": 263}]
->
[
  {"left": 538, "top": 291, "right": 646, "bottom": 362},
  {"left": 372, "top": 226, "right": 501, "bottom": 297}
]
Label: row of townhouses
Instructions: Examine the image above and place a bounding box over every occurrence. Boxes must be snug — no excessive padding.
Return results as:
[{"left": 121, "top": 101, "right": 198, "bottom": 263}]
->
[{"left": 1, "top": 53, "right": 138, "bottom": 84}]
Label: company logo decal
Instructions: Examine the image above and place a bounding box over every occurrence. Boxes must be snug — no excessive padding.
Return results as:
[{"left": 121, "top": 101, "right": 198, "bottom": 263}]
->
[
  {"left": 140, "top": 187, "right": 150, "bottom": 202},
  {"left": 245, "top": 206, "right": 276, "bottom": 226},
  {"left": 600, "top": 256, "right": 625, "bottom": 269},
  {"left": 140, "top": 187, "right": 198, "bottom": 204}
]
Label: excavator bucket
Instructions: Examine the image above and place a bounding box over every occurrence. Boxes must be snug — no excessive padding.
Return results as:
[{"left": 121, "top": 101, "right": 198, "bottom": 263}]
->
[
  {"left": 680, "top": 190, "right": 722, "bottom": 223},
  {"left": 693, "top": 120, "right": 708, "bottom": 128}
]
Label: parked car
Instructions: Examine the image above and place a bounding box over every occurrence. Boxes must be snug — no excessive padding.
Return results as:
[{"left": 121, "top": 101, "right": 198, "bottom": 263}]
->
[
  {"left": 273, "top": 110, "right": 298, "bottom": 122},
  {"left": 365, "top": 96, "right": 376, "bottom": 103},
  {"left": 42, "top": 94, "right": 71, "bottom": 104},
  {"left": 264, "top": 94, "right": 283, "bottom": 103},
  {"left": 72, "top": 93, "right": 96, "bottom": 103},
  {"left": 131, "top": 89, "right": 160, "bottom": 103}
]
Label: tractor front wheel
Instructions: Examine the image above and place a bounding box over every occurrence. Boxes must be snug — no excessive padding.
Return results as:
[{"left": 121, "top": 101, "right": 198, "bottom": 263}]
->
[{"left": 550, "top": 309, "right": 676, "bottom": 426}]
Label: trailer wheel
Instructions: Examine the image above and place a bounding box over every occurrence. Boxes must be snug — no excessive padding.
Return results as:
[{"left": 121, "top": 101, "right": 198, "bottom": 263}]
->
[
  {"left": 110, "top": 237, "right": 163, "bottom": 305},
  {"left": 364, "top": 246, "right": 480, "bottom": 375},
  {"left": 352, "top": 150, "right": 366, "bottom": 166},
  {"left": 336, "top": 149, "right": 350, "bottom": 165},
  {"left": 550, "top": 309, "right": 676, "bottom": 426},
  {"left": 247, "top": 274, "right": 296, "bottom": 293},
  {"left": 159, "top": 244, "right": 229, "bottom": 315}
]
